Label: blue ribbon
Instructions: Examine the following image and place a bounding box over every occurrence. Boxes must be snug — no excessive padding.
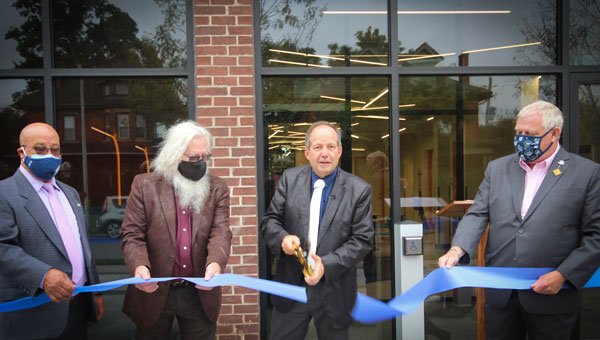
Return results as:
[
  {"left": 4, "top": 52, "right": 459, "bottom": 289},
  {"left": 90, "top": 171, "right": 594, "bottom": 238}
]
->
[{"left": 2, "top": 267, "right": 599, "bottom": 324}]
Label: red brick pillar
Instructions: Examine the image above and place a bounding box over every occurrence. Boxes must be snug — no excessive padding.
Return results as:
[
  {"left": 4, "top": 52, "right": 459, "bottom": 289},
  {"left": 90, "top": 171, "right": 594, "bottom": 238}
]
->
[{"left": 195, "top": 0, "right": 259, "bottom": 338}]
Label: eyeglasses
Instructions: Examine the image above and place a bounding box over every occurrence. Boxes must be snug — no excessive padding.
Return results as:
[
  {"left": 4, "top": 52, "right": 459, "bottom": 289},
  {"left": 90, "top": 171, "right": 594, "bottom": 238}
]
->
[
  {"left": 22, "top": 145, "right": 61, "bottom": 157},
  {"left": 184, "top": 153, "right": 211, "bottom": 162}
]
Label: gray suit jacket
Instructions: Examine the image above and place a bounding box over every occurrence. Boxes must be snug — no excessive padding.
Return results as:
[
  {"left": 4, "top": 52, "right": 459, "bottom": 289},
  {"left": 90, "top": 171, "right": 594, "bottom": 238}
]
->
[
  {"left": 261, "top": 165, "right": 374, "bottom": 328},
  {"left": 0, "top": 170, "right": 99, "bottom": 339},
  {"left": 452, "top": 147, "right": 600, "bottom": 314}
]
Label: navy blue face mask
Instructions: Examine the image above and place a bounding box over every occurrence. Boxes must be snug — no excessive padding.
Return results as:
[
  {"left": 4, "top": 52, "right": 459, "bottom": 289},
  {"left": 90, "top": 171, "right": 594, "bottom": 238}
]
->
[
  {"left": 513, "top": 128, "right": 554, "bottom": 163},
  {"left": 22, "top": 147, "right": 62, "bottom": 180}
]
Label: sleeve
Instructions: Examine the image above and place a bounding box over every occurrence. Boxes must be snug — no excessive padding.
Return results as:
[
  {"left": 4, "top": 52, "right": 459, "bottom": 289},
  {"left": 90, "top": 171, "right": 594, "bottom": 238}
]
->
[
  {"left": 260, "top": 171, "right": 292, "bottom": 257},
  {"left": 556, "top": 164, "right": 600, "bottom": 288},
  {"left": 205, "top": 179, "right": 232, "bottom": 270},
  {"left": 120, "top": 175, "right": 151, "bottom": 275},
  {"left": 451, "top": 161, "right": 492, "bottom": 264},
  {"left": 0, "top": 184, "right": 52, "bottom": 296}
]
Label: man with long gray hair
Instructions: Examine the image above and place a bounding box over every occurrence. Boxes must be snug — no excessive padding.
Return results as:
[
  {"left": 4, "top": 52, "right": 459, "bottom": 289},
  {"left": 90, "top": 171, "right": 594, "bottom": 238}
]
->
[{"left": 120, "top": 121, "right": 232, "bottom": 339}]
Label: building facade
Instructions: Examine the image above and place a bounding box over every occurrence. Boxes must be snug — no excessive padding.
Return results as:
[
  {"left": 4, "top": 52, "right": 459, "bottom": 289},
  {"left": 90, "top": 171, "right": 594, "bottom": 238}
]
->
[{"left": 0, "top": 0, "right": 599, "bottom": 339}]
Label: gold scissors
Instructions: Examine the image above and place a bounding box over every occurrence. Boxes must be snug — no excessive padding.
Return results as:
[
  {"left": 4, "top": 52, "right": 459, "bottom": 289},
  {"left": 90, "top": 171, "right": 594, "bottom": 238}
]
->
[{"left": 293, "top": 246, "right": 313, "bottom": 277}]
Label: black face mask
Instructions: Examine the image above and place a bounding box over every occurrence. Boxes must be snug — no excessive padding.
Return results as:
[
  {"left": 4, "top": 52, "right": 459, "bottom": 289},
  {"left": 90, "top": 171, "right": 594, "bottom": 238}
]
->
[{"left": 177, "top": 159, "right": 207, "bottom": 181}]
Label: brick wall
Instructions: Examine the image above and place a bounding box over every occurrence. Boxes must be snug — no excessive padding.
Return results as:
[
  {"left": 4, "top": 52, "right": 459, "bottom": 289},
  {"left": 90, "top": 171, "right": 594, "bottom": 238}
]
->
[{"left": 194, "top": 0, "right": 259, "bottom": 339}]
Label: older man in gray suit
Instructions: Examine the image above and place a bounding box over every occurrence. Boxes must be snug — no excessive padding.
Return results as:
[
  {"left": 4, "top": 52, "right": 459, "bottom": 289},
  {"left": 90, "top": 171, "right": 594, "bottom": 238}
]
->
[
  {"left": 438, "top": 101, "right": 600, "bottom": 340},
  {"left": 261, "top": 121, "right": 374, "bottom": 340},
  {"left": 0, "top": 123, "right": 104, "bottom": 339}
]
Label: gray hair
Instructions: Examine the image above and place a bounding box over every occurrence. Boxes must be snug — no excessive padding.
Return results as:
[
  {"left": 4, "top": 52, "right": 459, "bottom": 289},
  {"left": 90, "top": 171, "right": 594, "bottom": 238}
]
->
[
  {"left": 304, "top": 121, "right": 342, "bottom": 148},
  {"left": 517, "top": 100, "right": 564, "bottom": 132},
  {"left": 152, "top": 121, "right": 212, "bottom": 180}
]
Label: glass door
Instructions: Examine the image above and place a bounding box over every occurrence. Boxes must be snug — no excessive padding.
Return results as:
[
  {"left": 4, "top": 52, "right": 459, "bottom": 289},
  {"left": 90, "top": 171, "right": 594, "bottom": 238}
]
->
[{"left": 569, "top": 73, "right": 600, "bottom": 339}]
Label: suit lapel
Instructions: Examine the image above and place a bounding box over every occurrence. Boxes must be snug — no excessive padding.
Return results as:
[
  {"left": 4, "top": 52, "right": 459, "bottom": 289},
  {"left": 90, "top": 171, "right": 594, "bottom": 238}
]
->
[
  {"left": 15, "top": 172, "right": 69, "bottom": 260},
  {"left": 317, "top": 169, "right": 345, "bottom": 248},
  {"left": 510, "top": 156, "right": 526, "bottom": 219},
  {"left": 157, "top": 179, "right": 177, "bottom": 246},
  {"left": 523, "top": 148, "right": 570, "bottom": 223}
]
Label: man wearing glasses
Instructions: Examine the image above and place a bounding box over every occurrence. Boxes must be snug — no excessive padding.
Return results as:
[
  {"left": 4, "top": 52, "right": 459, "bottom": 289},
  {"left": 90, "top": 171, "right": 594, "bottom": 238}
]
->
[
  {"left": 120, "top": 120, "right": 232, "bottom": 339},
  {"left": 0, "top": 122, "right": 104, "bottom": 339}
]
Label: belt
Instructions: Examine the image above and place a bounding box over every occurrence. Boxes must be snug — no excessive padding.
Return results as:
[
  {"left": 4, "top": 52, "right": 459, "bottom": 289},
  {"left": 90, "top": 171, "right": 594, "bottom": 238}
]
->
[{"left": 169, "top": 279, "right": 192, "bottom": 288}]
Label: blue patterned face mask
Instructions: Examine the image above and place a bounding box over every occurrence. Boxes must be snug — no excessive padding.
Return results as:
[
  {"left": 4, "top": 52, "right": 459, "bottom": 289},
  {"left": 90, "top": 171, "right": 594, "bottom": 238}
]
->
[
  {"left": 513, "top": 128, "right": 554, "bottom": 163},
  {"left": 22, "top": 147, "right": 62, "bottom": 180}
]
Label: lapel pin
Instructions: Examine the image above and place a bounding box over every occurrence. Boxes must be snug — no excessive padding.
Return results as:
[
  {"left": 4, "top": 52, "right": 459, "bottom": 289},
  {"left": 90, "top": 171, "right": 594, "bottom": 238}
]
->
[{"left": 553, "top": 160, "right": 565, "bottom": 176}]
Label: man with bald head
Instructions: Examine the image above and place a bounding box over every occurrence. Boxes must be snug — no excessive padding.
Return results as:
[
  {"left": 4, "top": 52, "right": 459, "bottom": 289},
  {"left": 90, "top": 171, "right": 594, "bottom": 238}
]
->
[{"left": 0, "top": 122, "right": 104, "bottom": 339}]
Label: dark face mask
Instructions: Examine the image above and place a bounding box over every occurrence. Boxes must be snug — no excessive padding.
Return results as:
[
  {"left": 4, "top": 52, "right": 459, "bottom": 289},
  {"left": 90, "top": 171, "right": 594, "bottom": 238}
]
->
[{"left": 177, "top": 159, "right": 207, "bottom": 181}]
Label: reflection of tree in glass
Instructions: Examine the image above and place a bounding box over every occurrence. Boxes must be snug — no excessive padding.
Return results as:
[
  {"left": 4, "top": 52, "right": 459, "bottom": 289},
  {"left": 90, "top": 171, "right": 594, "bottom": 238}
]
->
[
  {"left": 327, "top": 26, "right": 390, "bottom": 67},
  {"left": 6, "top": 0, "right": 186, "bottom": 69},
  {"left": 127, "top": 78, "right": 188, "bottom": 135},
  {"left": 579, "top": 85, "right": 600, "bottom": 158},
  {"left": 569, "top": 0, "right": 600, "bottom": 65},
  {"left": 515, "top": 1, "right": 557, "bottom": 67},
  {"left": 260, "top": 0, "right": 325, "bottom": 66},
  {"left": 261, "top": 0, "right": 325, "bottom": 47}
]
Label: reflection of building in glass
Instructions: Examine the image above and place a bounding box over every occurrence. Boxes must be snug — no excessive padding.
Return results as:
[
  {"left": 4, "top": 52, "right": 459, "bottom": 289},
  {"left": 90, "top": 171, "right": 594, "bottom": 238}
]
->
[{"left": 12, "top": 78, "right": 186, "bottom": 208}]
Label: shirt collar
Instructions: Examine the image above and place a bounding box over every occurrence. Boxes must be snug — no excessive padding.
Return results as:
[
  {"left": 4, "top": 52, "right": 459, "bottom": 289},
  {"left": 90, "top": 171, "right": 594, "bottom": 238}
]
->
[
  {"left": 19, "top": 165, "right": 59, "bottom": 192},
  {"left": 311, "top": 167, "right": 338, "bottom": 188},
  {"left": 518, "top": 144, "right": 561, "bottom": 171}
]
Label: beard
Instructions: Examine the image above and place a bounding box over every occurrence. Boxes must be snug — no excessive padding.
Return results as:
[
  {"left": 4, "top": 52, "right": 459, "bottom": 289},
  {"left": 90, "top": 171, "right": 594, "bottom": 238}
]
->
[{"left": 172, "top": 171, "right": 211, "bottom": 214}]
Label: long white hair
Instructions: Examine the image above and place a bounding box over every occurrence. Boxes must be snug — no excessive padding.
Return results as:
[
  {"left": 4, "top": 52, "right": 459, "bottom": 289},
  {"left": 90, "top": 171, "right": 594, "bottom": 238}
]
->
[
  {"left": 152, "top": 121, "right": 212, "bottom": 180},
  {"left": 152, "top": 121, "right": 213, "bottom": 213}
]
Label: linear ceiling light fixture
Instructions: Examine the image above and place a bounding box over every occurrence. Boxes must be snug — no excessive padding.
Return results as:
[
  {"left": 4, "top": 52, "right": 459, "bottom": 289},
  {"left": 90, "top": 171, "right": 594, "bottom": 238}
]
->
[
  {"left": 351, "top": 106, "right": 390, "bottom": 112},
  {"left": 320, "top": 95, "right": 367, "bottom": 105},
  {"left": 399, "top": 52, "right": 456, "bottom": 62},
  {"left": 354, "top": 115, "right": 389, "bottom": 120},
  {"left": 270, "top": 49, "right": 386, "bottom": 66},
  {"left": 323, "top": 10, "right": 511, "bottom": 15},
  {"left": 461, "top": 42, "right": 541, "bottom": 54},
  {"left": 268, "top": 59, "right": 332, "bottom": 68},
  {"left": 268, "top": 130, "right": 281, "bottom": 139},
  {"left": 363, "top": 88, "right": 389, "bottom": 109}
]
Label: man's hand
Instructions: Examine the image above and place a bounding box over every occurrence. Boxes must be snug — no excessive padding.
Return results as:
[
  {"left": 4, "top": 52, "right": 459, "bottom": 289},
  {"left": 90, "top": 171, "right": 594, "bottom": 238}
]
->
[
  {"left": 281, "top": 235, "right": 300, "bottom": 255},
  {"left": 304, "top": 254, "right": 324, "bottom": 286},
  {"left": 43, "top": 268, "right": 75, "bottom": 302},
  {"left": 196, "top": 262, "right": 221, "bottom": 291},
  {"left": 134, "top": 265, "right": 158, "bottom": 293},
  {"left": 94, "top": 294, "right": 105, "bottom": 319},
  {"left": 531, "top": 270, "right": 565, "bottom": 295},
  {"left": 437, "top": 247, "right": 464, "bottom": 269}
]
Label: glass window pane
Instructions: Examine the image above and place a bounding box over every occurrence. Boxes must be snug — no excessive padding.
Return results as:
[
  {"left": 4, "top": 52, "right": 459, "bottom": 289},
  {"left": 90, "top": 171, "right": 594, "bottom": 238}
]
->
[
  {"left": 117, "top": 113, "right": 130, "bottom": 139},
  {"left": 261, "top": 0, "right": 388, "bottom": 68},
  {"left": 399, "top": 74, "right": 556, "bottom": 338},
  {"left": 0, "top": 79, "right": 44, "bottom": 180},
  {"left": 52, "top": 0, "right": 187, "bottom": 68},
  {"left": 578, "top": 83, "right": 600, "bottom": 162},
  {"left": 263, "top": 76, "right": 392, "bottom": 338},
  {"left": 570, "top": 1, "right": 600, "bottom": 65},
  {"left": 64, "top": 115, "right": 76, "bottom": 141},
  {"left": 398, "top": 0, "right": 556, "bottom": 67},
  {"left": 54, "top": 76, "right": 187, "bottom": 255},
  {"left": 136, "top": 114, "right": 147, "bottom": 140},
  {"left": 0, "top": 1, "right": 43, "bottom": 69}
]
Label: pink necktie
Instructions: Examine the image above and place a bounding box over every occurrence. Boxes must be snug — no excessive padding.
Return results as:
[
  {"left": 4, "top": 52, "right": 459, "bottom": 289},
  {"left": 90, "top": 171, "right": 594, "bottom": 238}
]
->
[{"left": 42, "top": 183, "right": 85, "bottom": 285}]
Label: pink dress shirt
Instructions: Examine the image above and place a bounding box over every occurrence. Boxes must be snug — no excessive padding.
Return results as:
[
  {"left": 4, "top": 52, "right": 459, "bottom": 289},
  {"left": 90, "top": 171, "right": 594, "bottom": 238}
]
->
[{"left": 518, "top": 145, "right": 561, "bottom": 218}]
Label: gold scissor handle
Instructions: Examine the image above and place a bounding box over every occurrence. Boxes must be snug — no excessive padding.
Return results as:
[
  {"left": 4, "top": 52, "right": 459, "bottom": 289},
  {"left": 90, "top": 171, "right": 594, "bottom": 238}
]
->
[{"left": 294, "top": 246, "right": 314, "bottom": 277}]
